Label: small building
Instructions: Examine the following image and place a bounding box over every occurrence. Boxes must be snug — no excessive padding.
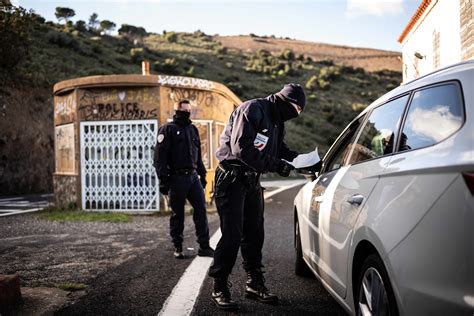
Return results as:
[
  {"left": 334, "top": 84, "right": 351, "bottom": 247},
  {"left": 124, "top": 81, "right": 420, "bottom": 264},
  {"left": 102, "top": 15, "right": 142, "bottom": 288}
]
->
[
  {"left": 398, "top": 0, "right": 473, "bottom": 82},
  {"left": 53, "top": 73, "right": 240, "bottom": 212}
]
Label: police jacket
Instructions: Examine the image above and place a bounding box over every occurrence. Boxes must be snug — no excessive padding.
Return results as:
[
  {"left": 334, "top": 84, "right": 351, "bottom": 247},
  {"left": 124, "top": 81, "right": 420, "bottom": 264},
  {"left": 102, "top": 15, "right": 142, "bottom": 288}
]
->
[
  {"left": 154, "top": 115, "right": 206, "bottom": 179},
  {"left": 216, "top": 95, "right": 298, "bottom": 173}
]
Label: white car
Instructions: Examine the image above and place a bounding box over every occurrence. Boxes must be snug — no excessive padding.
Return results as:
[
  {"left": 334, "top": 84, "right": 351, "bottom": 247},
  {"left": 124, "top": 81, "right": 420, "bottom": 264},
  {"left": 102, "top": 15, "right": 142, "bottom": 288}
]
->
[{"left": 293, "top": 61, "right": 474, "bottom": 315}]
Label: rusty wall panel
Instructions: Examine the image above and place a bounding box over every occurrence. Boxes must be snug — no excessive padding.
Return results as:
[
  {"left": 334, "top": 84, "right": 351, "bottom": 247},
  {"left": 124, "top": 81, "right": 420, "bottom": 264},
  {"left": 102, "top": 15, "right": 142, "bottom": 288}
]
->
[
  {"left": 76, "top": 87, "right": 160, "bottom": 121},
  {"left": 54, "top": 91, "right": 77, "bottom": 126},
  {"left": 54, "top": 123, "right": 76, "bottom": 174}
]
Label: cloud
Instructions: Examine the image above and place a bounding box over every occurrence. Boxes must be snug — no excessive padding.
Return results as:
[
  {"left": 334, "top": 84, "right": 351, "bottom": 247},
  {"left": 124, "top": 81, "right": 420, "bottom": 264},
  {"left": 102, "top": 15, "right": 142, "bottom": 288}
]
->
[{"left": 346, "top": 0, "right": 403, "bottom": 17}]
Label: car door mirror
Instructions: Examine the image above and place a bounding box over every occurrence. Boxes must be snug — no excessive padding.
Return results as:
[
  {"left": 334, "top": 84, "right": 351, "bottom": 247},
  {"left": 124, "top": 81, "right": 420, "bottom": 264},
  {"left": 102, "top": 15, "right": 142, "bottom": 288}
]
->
[{"left": 298, "top": 168, "right": 317, "bottom": 182}]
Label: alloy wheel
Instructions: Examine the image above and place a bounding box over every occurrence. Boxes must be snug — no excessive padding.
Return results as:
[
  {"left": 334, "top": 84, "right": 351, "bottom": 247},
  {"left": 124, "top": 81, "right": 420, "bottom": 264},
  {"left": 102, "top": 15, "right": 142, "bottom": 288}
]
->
[{"left": 358, "top": 267, "right": 390, "bottom": 316}]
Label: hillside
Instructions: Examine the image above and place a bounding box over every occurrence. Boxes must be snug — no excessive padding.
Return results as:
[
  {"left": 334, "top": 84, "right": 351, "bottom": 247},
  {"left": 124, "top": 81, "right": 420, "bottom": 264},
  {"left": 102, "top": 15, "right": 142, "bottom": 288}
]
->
[
  {"left": 216, "top": 35, "right": 401, "bottom": 72},
  {"left": 0, "top": 9, "right": 402, "bottom": 195}
]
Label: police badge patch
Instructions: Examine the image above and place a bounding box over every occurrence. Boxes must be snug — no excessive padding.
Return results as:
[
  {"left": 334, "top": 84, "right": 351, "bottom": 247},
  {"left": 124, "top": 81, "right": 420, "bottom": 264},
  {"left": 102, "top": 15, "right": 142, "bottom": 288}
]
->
[
  {"left": 157, "top": 134, "right": 164, "bottom": 143},
  {"left": 254, "top": 133, "right": 269, "bottom": 151}
]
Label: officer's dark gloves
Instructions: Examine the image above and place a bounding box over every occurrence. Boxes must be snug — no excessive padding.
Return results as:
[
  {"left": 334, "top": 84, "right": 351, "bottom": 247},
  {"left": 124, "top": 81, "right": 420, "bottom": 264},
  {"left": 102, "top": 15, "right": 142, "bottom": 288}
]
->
[
  {"left": 200, "top": 176, "right": 207, "bottom": 189},
  {"left": 159, "top": 177, "right": 170, "bottom": 195},
  {"left": 276, "top": 160, "right": 295, "bottom": 177}
]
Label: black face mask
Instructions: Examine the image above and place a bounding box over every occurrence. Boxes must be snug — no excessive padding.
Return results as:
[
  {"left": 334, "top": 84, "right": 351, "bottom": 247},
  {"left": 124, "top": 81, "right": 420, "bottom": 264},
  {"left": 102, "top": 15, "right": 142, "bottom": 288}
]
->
[
  {"left": 275, "top": 96, "right": 299, "bottom": 122},
  {"left": 174, "top": 110, "right": 191, "bottom": 125}
]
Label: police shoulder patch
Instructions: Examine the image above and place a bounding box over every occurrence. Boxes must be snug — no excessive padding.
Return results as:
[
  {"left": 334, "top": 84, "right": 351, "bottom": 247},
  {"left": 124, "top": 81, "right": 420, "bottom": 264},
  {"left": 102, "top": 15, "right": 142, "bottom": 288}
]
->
[{"left": 157, "top": 134, "right": 164, "bottom": 143}]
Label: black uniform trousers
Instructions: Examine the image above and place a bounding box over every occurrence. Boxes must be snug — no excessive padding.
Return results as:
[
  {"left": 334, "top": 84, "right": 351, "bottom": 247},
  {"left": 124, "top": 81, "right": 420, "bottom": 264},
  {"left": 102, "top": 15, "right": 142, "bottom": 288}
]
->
[
  {"left": 208, "top": 163, "right": 264, "bottom": 278},
  {"left": 169, "top": 172, "right": 210, "bottom": 247}
]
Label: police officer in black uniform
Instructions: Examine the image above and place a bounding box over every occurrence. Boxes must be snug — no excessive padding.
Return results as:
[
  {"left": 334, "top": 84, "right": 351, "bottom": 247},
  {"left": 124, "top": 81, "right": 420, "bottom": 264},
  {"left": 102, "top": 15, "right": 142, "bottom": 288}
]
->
[
  {"left": 208, "top": 84, "right": 308, "bottom": 310},
  {"left": 154, "top": 99, "right": 214, "bottom": 259}
]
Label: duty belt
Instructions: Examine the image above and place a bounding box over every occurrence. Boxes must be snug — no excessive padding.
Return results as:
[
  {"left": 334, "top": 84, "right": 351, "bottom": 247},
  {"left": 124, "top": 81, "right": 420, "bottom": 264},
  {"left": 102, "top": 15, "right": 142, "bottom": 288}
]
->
[
  {"left": 171, "top": 169, "right": 196, "bottom": 176},
  {"left": 219, "top": 161, "right": 260, "bottom": 180}
]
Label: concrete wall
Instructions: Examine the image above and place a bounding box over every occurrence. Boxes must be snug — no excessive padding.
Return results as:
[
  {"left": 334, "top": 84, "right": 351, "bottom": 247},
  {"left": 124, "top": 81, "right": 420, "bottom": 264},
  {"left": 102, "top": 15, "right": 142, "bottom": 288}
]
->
[{"left": 401, "top": 0, "right": 463, "bottom": 82}]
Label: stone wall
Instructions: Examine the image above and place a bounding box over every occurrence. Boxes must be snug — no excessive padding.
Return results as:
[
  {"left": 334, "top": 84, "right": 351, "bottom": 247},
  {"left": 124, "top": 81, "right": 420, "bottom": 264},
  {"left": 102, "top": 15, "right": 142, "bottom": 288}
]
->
[
  {"left": 53, "top": 175, "right": 78, "bottom": 208},
  {"left": 460, "top": 0, "right": 474, "bottom": 60}
]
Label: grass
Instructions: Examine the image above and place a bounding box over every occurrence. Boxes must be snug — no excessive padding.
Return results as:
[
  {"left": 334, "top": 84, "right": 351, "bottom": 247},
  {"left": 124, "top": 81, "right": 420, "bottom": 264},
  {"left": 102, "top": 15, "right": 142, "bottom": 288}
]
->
[
  {"left": 55, "top": 283, "right": 87, "bottom": 292},
  {"left": 37, "top": 206, "right": 131, "bottom": 223}
]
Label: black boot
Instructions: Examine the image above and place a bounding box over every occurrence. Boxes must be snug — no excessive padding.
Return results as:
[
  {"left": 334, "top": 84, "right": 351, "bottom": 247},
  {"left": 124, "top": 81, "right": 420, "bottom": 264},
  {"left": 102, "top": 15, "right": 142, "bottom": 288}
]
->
[
  {"left": 198, "top": 244, "right": 215, "bottom": 257},
  {"left": 245, "top": 269, "right": 279, "bottom": 304},
  {"left": 173, "top": 244, "right": 184, "bottom": 259},
  {"left": 211, "top": 277, "right": 238, "bottom": 311}
]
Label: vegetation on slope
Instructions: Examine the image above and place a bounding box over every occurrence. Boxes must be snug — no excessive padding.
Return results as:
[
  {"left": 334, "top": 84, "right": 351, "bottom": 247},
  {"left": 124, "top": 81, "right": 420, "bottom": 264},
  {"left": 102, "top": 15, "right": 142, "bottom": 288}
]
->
[{"left": 0, "top": 3, "right": 401, "bottom": 194}]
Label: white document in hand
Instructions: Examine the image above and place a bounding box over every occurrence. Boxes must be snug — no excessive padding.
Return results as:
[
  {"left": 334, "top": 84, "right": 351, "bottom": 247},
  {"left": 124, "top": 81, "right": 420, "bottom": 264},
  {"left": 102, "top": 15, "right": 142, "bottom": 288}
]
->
[{"left": 290, "top": 147, "right": 320, "bottom": 169}]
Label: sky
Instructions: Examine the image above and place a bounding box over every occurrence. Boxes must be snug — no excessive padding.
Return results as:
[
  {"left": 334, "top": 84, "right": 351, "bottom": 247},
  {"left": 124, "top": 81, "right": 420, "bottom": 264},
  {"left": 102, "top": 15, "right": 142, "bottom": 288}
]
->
[{"left": 16, "top": 0, "right": 421, "bottom": 52}]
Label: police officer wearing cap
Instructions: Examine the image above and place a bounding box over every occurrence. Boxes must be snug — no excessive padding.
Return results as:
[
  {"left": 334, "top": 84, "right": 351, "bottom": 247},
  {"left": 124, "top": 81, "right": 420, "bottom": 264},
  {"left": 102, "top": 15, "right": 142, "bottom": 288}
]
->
[
  {"left": 208, "top": 84, "right": 307, "bottom": 310},
  {"left": 154, "top": 99, "right": 214, "bottom": 259}
]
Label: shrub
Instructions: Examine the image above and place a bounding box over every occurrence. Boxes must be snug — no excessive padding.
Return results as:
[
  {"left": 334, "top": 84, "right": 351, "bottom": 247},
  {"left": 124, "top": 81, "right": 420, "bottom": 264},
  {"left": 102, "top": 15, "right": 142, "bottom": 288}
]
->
[
  {"left": 91, "top": 44, "right": 102, "bottom": 54},
  {"left": 154, "top": 58, "right": 179, "bottom": 74},
  {"left": 280, "top": 48, "right": 295, "bottom": 61},
  {"left": 186, "top": 66, "right": 194, "bottom": 76},
  {"left": 216, "top": 47, "right": 227, "bottom": 54},
  {"left": 130, "top": 48, "right": 144, "bottom": 63},
  {"left": 318, "top": 79, "right": 330, "bottom": 90},
  {"left": 305, "top": 75, "right": 318, "bottom": 91},
  {"left": 319, "top": 66, "right": 340, "bottom": 81},
  {"left": 318, "top": 59, "right": 334, "bottom": 66},
  {"left": 164, "top": 32, "right": 178, "bottom": 43},
  {"left": 257, "top": 49, "right": 271, "bottom": 58},
  {"left": 46, "top": 31, "right": 79, "bottom": 49}
]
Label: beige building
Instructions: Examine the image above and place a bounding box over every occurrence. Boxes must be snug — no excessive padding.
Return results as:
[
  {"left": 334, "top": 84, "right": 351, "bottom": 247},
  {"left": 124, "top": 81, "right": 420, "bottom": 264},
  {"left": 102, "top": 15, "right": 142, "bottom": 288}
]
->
[
  {"left": 398, "top": 0, "right": 473, "bottom": 82},
  {"left": 53, "top": 74, "right": 240, "bottom": 212}
]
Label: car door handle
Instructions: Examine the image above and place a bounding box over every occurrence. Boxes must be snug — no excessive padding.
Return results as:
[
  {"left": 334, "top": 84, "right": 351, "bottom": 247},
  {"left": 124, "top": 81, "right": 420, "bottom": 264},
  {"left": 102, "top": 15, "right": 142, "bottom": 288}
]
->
[
  {"left": 314, "top": 195, "right": 324, "bottom": 203},
  {"left": 347, "top": 194, "right": 364, "bottom": 206}
]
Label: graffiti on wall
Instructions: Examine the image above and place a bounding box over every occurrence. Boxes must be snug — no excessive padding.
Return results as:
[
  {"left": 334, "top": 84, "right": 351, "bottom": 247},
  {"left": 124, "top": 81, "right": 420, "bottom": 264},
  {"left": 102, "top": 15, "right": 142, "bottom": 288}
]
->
[
  {"left": 55, "top": 123, "right": 75, "bottom": 174},
  {"left": 169, "top": 88, "right": 221, "bottom": 110},
  {"left": 158, "top": 75, "right": 215, "bottom": 90},
  {"left": 78, "top": 89, "right": 158, "bottom": 121},
  {"left": 55, "top": 94, "right": 76, "bottom": 124}
]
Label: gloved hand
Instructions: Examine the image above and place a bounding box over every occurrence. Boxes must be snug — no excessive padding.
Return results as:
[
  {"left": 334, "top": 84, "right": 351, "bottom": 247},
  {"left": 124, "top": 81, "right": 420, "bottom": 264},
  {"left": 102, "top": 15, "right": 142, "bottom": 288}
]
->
[
  {"left": 276, "top": 159, "right": 295, "bottom": 177},
  {"left": 159, "top": 177, "right": 170, "bottom": 195},
  {"left": 200, "top": 176, "right": 207, "bottom": 189}
]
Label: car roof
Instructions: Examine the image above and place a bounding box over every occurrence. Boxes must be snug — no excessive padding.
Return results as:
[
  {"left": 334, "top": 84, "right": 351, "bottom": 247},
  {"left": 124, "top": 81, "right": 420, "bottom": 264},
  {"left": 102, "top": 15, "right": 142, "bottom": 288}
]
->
[{"left": 358, "top": 60, "right": 474, "bottom": 119}]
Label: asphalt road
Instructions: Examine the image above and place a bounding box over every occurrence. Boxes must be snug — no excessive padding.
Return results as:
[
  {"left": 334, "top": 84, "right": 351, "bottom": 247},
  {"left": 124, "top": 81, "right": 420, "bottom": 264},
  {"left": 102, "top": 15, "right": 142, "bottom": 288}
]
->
[
  {"left": 192, "top": 186, "right": 346, "bottom": 315},
  {"left": 4, "top": 185, "right": 345, "bottom": 315}
]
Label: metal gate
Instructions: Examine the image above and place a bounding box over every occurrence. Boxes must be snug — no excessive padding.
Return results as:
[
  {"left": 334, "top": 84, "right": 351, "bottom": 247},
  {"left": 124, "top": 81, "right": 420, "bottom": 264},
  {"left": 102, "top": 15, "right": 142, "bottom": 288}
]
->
[{"left": 80, "top": 120, "right": 159, "bottom": 212}]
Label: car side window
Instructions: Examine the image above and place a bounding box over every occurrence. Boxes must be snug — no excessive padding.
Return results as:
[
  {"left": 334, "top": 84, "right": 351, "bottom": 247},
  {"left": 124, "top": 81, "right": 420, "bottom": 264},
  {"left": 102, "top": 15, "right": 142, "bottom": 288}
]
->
[
  {"left": 398, "top": 83, "right": 464, "bottom": 152},
  {"left": 346, "top": 95, "right": 409, "bottom": 165},
  {"left": 325, "top": 117, "right": 364, "bottom": 173}
]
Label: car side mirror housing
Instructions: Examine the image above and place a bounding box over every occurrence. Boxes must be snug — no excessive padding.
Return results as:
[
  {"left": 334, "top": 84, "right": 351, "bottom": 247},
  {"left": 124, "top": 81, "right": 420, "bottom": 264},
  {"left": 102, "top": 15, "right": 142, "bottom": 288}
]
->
[{"left": 298, "top": 169, "right": 317, "bottom": 182}]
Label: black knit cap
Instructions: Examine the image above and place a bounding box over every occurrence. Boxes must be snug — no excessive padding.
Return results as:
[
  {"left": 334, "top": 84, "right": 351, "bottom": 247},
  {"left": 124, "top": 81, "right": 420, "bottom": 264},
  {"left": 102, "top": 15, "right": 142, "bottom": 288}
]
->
[{"left": 276, "top": 83, "right": 306, "bottom": 110}]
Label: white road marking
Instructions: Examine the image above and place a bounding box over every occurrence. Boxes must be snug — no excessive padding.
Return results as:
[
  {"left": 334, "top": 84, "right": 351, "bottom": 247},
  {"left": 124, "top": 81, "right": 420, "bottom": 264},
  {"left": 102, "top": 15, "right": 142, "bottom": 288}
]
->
[
  {"left": 158, "top": 229, "right": 221, "bottom": 316},
  {"left": 0, "top": 208, "right": 44, "bottom": 217},
  {"left": 158, "top": 179, "right": 306, "bottom": 316}
]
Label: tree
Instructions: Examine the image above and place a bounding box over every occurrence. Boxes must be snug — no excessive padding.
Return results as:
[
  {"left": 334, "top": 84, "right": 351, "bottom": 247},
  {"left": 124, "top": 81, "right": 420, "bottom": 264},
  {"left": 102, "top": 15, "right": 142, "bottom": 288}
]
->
[
  {"left": 0, "top": 1, "right": 34, "bottom": 74},
  {"left": 54, "top": 7, "right": 75, "bottom": 24},
  {"left": 118, "top": 24, "right": 147, "bottom": 38},
  {"left": 99, "top": 20, "right": 115, "bottom": 34},
  {"left": 75, "top": 20, "right": 86, "bottom": 32},
  {"left": 88, "top": 12, "right": 99, "bottom": 31}
]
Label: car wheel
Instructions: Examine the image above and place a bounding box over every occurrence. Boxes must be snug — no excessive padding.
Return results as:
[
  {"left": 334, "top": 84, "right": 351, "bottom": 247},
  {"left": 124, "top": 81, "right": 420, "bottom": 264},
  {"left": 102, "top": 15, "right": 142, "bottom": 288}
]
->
[
  {"left": 294, "top": 218, "right": 312, "bottom": 277},
  {"left": 356, "top": 254, "right": 398, "bottom": 316}
]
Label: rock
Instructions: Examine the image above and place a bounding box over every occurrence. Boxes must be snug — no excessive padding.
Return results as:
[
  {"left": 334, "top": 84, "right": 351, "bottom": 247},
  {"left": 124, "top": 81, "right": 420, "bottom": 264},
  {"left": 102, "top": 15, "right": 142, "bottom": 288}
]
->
[{"left": 0, "top": 274, "right": 22, "bottom": 312}]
